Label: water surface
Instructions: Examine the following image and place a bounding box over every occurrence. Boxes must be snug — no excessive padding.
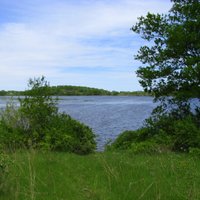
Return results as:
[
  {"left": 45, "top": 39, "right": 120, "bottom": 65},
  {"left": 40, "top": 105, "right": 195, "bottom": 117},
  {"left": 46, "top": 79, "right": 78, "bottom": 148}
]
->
[
  {"left": 58, "top": 96, "right": 156, "bottom": 150},
  {"left": 0, "top": 96, "right": 156, "bottom": 150}
]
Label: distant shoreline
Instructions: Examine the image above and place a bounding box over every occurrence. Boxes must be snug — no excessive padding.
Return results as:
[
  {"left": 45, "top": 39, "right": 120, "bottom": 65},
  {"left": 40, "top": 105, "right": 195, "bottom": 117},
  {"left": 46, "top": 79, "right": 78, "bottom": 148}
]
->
[{"left": 0, "top": 85, "right": 151, "bottom": 96}]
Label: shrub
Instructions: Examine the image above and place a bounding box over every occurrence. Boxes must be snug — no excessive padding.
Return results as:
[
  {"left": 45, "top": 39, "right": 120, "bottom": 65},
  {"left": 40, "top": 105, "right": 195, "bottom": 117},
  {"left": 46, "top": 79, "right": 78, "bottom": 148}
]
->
[
  {"left": 19, "top": 77, "right": 58, "bottom": 133},
  {"left": 110, "top": 113, "right": 200, "bottom": 153},
  {"left": 172, "top": 117, "right": 200, "bottom": 152},
  {"left": 44, "top": 114, "right": 96, "bottom": 154},
  {"left": 130, "top": 141, "right": 161, "bottom": 154},
  {"left": 107, "top": 128, "right": 148, "bottom": 150},
  {"left": 0, "top": 77, "right": 96, "bottom": 154}
]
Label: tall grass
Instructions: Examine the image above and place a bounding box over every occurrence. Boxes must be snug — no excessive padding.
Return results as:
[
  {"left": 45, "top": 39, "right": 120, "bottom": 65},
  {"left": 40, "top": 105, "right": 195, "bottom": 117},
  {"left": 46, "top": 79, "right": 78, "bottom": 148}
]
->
[{"left": 1, "top": 151, "right": 200, "bottom": 200}]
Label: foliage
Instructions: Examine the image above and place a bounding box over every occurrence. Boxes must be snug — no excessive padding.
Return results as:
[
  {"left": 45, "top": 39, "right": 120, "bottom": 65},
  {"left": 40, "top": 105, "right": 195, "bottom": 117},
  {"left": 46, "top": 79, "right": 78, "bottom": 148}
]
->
[
  {"left": 0, "top": 91, "right": 7, "bottom": 96},
  {"left": 132, "top": 0, "right": 200, "bottom": 104},
  {"left": 50, "top": 85, "right": 112, "bottom": 96},
  {"left": 130, "top": 140, "right": 162, "bottom": 154},
  {"left": 106, "top": 129, "right": 145, "bottom": 150},
  {"left": 0, "top": 101, "right": 24, "bottom": 149},
  {"left": 173, "top": 116, "right": 200, "bottom": 151},
  {"left": 110, "top": 113, "right": 200, "bottom": 153},
  {"left": 0, "top": 77, "right": 96, "bottom": 154},
  {"left": 0, "top": 85, "right": 150, "bottom": 96},
  {"left": 111, "top": 0, "right": 200, "bottom": 154},
  {"left": 43, "top": 113, "right": 96, "bottom": 154},
  {"left": 19, "top": 77, "right": 58, "bottom": 136}
]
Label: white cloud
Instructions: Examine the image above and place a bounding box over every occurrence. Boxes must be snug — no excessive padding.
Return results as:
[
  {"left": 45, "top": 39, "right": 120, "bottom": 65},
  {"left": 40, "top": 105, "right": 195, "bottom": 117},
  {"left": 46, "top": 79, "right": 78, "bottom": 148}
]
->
[{"left": 0, "top": 0, "right": 172, "bottom": 90}]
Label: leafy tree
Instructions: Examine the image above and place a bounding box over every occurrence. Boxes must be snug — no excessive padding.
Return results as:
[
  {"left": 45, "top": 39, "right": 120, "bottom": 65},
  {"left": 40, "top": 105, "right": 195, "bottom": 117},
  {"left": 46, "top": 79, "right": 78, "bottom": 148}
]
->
[
  {"left": 0, "top": 91, "right": 7, "bottom": 96},
  {"left": 19, "top": 76, "right": 58, "bottom": 133},
  {"left": 0, "top": 77, "right": 96, "bottom": 154},
  {"left": 132, "top": 0, "right": 200, "bottom": 113},
  {"left": 108, "top": 0, "right": 200, "bottom": 153}
]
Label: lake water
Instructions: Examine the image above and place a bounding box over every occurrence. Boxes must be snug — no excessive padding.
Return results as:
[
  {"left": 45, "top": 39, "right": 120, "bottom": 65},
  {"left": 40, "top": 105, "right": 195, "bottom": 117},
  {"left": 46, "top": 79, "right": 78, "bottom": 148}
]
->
[
  {"left": 0, "top": 96, "right": 156, "bottom": 150},
  {"left": 56, "top": 96, "right": 156, "bottom": 150}
]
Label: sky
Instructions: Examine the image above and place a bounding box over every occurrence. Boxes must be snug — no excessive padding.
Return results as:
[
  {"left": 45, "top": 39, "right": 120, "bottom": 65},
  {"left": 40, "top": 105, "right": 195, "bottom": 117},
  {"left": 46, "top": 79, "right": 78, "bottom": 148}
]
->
[{"left": 0, "top": 0, "right": 172, "bottom": 91}]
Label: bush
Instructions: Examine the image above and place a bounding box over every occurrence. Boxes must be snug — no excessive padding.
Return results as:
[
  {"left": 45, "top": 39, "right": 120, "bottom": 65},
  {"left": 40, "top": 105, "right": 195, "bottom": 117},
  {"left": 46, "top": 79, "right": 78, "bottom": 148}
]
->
[
  {"left": 130, "top": 141, "right": 161, "bottom": 154},
  {"left": 110, "top": 113, "right": 200, "bottom": 153},
  {"left": 0, "top": 77, "right": 96, "bottom": 154},
  {"left": 173, "top": 117, "right": 200, "bottom": 152},
  {"left": 44, "top": 114, "right": 96, "bottom": 154},
  {"left": 107, "top": 129, "right": 147, "bottom": 150}
]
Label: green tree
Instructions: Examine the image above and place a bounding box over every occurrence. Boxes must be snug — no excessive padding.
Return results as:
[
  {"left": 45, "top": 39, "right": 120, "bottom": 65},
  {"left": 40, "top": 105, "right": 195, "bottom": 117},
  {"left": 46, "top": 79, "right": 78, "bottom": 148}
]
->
[
  {"left": 0, "top": 90, "right": 7, "bottom": 96},
  {"left": 19, "top": 76, "right": 58, "bottom": 133},
  {"left": 0, "top": 77, "right": 96, "bottom": 154},
  {"left": 118, "top": 0, "right": 200, "bottom": 152},
  {"left": 132, "top": 0, "right": 200, "bottom": 113}
]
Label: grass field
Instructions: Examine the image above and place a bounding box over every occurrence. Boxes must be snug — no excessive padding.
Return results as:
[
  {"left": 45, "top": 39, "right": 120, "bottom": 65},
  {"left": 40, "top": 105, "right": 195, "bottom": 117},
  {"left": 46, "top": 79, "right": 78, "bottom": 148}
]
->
[{"left": 1, "top": 151, "right": 200, "bottom": 200}]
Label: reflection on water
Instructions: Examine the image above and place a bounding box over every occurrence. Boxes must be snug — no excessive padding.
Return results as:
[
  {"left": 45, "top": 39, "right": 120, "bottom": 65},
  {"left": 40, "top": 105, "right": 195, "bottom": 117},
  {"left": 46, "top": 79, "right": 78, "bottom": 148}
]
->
[{"left": 0, "top": 96, "right": 156, "bottom": 150}]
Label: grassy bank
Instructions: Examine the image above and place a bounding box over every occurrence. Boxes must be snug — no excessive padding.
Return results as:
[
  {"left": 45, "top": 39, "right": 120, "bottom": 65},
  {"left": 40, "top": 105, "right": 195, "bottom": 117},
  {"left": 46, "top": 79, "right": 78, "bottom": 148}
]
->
[{"left": 1, "top": 151, "right": 200, "bottom": 200}]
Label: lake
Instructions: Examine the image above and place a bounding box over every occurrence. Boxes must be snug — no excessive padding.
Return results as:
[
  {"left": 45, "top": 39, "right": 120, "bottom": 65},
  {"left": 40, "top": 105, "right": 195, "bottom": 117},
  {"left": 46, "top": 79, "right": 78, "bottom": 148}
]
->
[
  {"left": 0, "top": 96, "right": 156, "bottom": 150},
  {"left": 57, "top": 96, "right": 156, "bottom": 150}
]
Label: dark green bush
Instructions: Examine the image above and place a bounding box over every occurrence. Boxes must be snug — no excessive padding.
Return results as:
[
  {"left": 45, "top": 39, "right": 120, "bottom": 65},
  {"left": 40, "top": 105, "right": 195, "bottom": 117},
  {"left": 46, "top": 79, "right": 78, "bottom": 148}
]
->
[
  {"left": 44, "top": 114, "right": 96, "bottom": 154},
  {"left": 110, "top": 113, "right": 200, "bottom": 153},
  {"left": 172, "top": 117, "right": 200, "bottom": 152},
  {"left": 130, "top": 140, "right": 162, "bottom": 154},
  {"left": 0, "top": 77, "right": 96, "bottom": 154},
  {"left": 108, "top": 129, "right": 146, "bottom": 150}
]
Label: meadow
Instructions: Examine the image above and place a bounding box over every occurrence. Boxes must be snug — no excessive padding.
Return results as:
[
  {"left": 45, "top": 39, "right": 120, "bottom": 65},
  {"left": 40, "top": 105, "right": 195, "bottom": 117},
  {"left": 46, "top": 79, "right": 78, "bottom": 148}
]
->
[{"left": 1, "top": 151, "right": 200, "bottom": 200}]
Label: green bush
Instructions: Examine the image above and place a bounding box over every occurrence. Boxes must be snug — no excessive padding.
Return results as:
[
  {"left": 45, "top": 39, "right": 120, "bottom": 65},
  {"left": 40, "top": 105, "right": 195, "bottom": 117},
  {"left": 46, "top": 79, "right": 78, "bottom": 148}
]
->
[
  {"left": 110, "top": 113, "right": 200, "bottom": 153},
  {"left": 0, "top": 101, "right": 25, "bottom": 150},
  {"left": 130, "top": 141, "right": 160, "bottom": 154},
  {"left": 173, "top": 117, "right": 200, "bottom": 152},
  {"left": 0, "top": 77, "right": 96, "bottom": 154},
  {"left": 43, "top": 114, "right": 96, "bottom": 154},
  {"left": 107, "top": 128, "right": 148, "bottom": 150}
]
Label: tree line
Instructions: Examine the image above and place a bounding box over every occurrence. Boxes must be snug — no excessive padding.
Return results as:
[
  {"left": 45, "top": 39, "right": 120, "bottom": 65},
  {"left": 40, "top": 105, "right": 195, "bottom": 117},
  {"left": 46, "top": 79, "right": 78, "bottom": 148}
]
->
[{"left": 0, "top": 85, "right": 149, "bottom": 96}]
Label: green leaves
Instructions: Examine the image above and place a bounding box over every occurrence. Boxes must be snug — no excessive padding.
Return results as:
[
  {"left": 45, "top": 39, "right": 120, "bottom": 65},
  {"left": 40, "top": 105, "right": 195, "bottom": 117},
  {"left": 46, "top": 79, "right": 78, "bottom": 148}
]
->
[
  {"left": 19, "top": 77, "right": 58, "bottom": 132},
  {"left": 132, "top": 0, "right": 200, "bottom": 103},
  {"left": 0, "top": 77, "right": 96, "bottom": 154},
  {"left": 117, "top": 0, "right": 200, "bottom": 154}
]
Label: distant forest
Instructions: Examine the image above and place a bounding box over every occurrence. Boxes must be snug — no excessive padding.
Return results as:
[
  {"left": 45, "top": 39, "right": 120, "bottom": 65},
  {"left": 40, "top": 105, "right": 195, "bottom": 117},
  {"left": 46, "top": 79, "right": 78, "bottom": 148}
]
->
[{"left": 0, "top": 85, "right": 149, "bottom": 96}]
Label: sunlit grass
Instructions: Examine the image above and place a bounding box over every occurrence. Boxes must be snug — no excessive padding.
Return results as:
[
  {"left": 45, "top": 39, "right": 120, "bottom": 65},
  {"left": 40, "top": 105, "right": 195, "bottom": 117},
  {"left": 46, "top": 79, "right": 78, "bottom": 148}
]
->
[{"left": 1, "top": 151, "right": 200, "bottom": 200}]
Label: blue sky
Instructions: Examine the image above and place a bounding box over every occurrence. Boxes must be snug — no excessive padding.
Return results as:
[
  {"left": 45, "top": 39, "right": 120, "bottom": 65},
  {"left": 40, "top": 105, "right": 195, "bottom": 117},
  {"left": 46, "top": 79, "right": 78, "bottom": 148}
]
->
[{"left": 0, "top": 0, "right": 172, "bottom": 91}]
